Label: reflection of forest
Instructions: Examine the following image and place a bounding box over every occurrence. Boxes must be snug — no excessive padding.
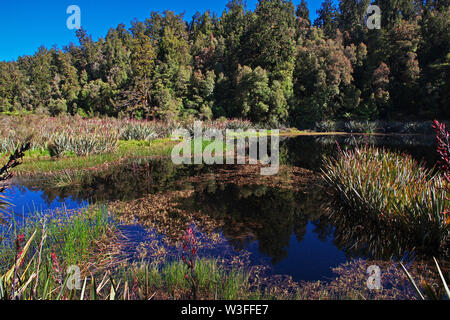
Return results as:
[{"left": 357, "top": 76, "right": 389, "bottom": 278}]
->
[
  {"left": 279, "top": 135, "right": 437, "bottom": 170},
  {"left": 179, "top": 182, "right": 330, "bottom": 264},
  {"left": 16, "top": 157, "right": 334, "bottom": 263},
  {"left": 15, "top": 158, "right": 213, "bottom": 203},
  {"left": 13, "top": 133, "right": 440, "bottom": 262}
]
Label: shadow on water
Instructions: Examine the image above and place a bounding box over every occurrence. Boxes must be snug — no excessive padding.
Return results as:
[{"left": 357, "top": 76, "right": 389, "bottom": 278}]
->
[
  {"left": 280, "top": 134, "right": 437, "bottom": 170},
  {"left": 176, "top": 182, "right": 348, "bottom": 281},
  {"left": 3, "top": 134, "right": 441, "bottom": 281}
]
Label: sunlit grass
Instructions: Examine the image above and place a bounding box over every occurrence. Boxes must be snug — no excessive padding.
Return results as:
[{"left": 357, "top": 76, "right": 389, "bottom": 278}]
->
[
  {"left": 7, "top": 139, "right": 177, "bottom": 175},
  {"left": 0, "top": 206, "right": 113, "bottom": 269},
  {"left": 120, "top": 258, "right": 253, "bottom": 300},
  {"left": 322, "top": 145, "right": 449, "bottom": 250}
]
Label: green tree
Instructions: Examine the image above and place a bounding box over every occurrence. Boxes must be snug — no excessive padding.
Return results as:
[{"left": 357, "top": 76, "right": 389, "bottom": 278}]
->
[
  {"left": 314, "top": 0, "right": 338, "bottom": 38},
  {"left": 244, "top": 0, "right": 297, "bottom": 72}
]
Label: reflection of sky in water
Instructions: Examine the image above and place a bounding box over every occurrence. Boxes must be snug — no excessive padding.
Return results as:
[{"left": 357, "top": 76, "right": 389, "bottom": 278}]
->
[
  {"left": 0, "top": 135, "right": 435, "bottom": 282},
  {"left": 230, "top": 222, "right": 347, "bottom": 282},
  {"left": 2, "top": 186, "right": 87, "bottom": 223},
  {"left": 119, "top": 222, "right": 347, "bottom": 282},
  {"left": 266, "top": 223, "right": 346, "bottom": 281}
]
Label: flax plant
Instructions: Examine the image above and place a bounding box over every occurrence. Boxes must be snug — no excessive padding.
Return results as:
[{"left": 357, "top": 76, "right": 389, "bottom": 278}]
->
[{"left": 322, "top": 145, "right": 449, "bottom": 249}]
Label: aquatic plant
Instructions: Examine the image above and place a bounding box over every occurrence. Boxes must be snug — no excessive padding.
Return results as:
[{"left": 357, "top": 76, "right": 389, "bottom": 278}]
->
[
  {"left": 396, "top": 121, "right": 450, "bottom": 301},
  {"left": 433, "top": 120, "right": 450, "bottom": 190},
  {"left": 0, "top": 115, "right": 260, "bottom": 159},
  {"left": 118, "top": 258, "right": 253, "bottom": 300},
  {"left": 433, "top": 120, "right": 450, "bottom": 253},
  {"left": 0, "top": 206, "right": 118, "bottom": 300},
  {"left": 313, "top": 120, "right": 443, "bottom": 134},
  {"left": 322, "top": 145, "right": 449, "bottom": 253},
  {"left": 343, "top": 120, "right": 378, "bottom": 133},
  {"left": 314, "top": 120, "right": 339, "bottom": 132},
  {"left": 0, "top": 213, "right": 254, "bottom": 300}
]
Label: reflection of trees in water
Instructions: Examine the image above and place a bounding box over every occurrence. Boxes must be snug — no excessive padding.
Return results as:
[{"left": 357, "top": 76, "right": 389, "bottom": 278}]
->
[
  {"left": 15, "top": 158, "right": 215, "bottom": 204},
  {"left": 280, "top": 135, "right": 437, "bottom": 170},
  {"left": 180, "top": 182, "right": 329, "bottom": 264},
  {"left": 14, "top": 142, "right": 438, "bottom": 263}
]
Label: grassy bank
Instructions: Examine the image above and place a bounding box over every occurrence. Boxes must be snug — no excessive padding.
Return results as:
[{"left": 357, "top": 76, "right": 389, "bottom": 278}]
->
[
  {"left": 0, "top": 203, "right": 260, "bottom": 300},
  {"left": 0, "top": 114, "right": 256, "bottom": 155},
  {"left": 0, "top": 205, "right": 120, "bottom": 299},
  {"left": 7, "top": 139, "right": 175, "bottom": 175},
  {"left": 0, "top": 202, "right": 442, "bottom": 300},
  {"left": 313, "top": 120, "right": 450, "bottom": 134}
]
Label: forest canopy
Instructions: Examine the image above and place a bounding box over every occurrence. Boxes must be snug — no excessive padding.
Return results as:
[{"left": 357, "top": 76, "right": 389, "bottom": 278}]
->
[{"left": 0, "top": 0, "right": 448, "bottom": 127}]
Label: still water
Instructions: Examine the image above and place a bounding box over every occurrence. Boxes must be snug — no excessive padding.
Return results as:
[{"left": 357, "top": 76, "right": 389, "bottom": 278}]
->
[{"left": 3, "top": 134, "right": 438, "bottom": 282}]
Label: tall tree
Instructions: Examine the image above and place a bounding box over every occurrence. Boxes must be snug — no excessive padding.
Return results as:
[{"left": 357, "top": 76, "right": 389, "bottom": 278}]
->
[
  {"left": 296, "top": 0, "right": 310, "bottom": 22},
  {"left": 314, "top": 0, "right": 339, "bottom": 38}
]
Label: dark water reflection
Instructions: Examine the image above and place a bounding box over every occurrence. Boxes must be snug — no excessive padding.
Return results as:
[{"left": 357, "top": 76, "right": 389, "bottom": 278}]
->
[
  {"left": 280, "top": 134, "right": 437, "bottom": 170},
  {"left": 5, "top": 134, "right": 440, "bottom": 281},
  {"left": 177, "top": 182, "right": 347, "bottom": 280}
]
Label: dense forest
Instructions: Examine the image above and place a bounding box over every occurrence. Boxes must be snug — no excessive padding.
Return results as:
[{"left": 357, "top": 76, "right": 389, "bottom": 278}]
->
[{"left": 0, "top": 0, "right": 448, "bottom": 127}]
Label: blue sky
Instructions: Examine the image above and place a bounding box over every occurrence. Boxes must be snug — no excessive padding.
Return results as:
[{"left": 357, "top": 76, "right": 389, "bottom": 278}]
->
[{"left": 0, "top": 0, "right": 324, "bottom": 62}]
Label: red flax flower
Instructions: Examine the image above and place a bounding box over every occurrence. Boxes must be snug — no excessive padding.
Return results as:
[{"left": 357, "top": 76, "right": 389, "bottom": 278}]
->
[
  {"left": 181, "top": 226, "right": 198, "bottom": 299},
  {"left": 50, "top": 251, "right": 63, "bottom": 293},
  {"left": 15, "top": 234, "right": 25, "bottom": 266},
  {"left": 15, "top": 234, "right": 24, "bottom": 249},
  {"left": 51, "top": 252, "right": 61, "bottom": 274}
]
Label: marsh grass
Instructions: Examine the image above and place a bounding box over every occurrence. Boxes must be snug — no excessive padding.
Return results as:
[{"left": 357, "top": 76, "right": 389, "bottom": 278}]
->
[
  {"left": 0, "top": 206, "right": 113, "bottom": 268},
  {"left": 9, "top": 139, "right": 176, "bottom": 175},
  {"left": 0, "top": 205, "right": 125, "bottom": 300},
  {"left": 322, "top": 145, "right": 449, "bottom": 253},
  {"left": 120, "top": 258, "right": 253, "bottom": 300},
  {"left": 314, "top": 120, "right": 448, "bottom": 134},
  {"left": 0, "top": 115, "right": 257, "bottom": 155}
]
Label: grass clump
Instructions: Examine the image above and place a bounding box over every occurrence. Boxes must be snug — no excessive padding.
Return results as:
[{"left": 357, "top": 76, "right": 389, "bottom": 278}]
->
[
  {"left": 120, "top": 122, "right": 157, "bottom": 142},
  {"left": 120, "top": 258, "right": 253, "bottom": 300},
  {"left": 322, "top": 145, "right": 449, "bottom": 253},
  {"left": 0, "top": 206, "right": 118, "bottom": 300},
  {"left": 0, "top": 206, "right": 113, "bottom": 269}
]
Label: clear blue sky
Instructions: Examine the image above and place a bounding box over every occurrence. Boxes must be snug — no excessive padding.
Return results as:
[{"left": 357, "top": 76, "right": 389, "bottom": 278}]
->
[{"left": 0, "top": 0, "right": 324, "bottom": 62}]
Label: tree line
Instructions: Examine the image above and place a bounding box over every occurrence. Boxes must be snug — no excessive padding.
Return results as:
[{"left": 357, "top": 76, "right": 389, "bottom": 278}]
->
[{"left": 0, "top": 0, "right": 448, "bottom": 127}]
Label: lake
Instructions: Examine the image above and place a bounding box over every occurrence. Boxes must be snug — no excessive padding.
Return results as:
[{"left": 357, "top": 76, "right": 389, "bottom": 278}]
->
[{"left": 2, "top": 134, "right": 438, "bottom": 282}]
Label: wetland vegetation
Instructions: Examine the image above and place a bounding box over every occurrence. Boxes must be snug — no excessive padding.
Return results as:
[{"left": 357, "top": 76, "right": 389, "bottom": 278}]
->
[
  {"left": 0, "top": 114, "right": 448, "bottom": 300},
  {"left": 0, "top": 0, "right": 449, "bottom": 301}
]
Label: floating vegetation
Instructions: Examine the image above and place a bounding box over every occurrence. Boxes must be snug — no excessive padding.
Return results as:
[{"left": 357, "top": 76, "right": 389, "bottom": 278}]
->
[
  {"left": 296, "top": 260, "right": 434, "bottom": 300},
  {"left": 110, "top": 190, "right": 225, "bottom": 245}
]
